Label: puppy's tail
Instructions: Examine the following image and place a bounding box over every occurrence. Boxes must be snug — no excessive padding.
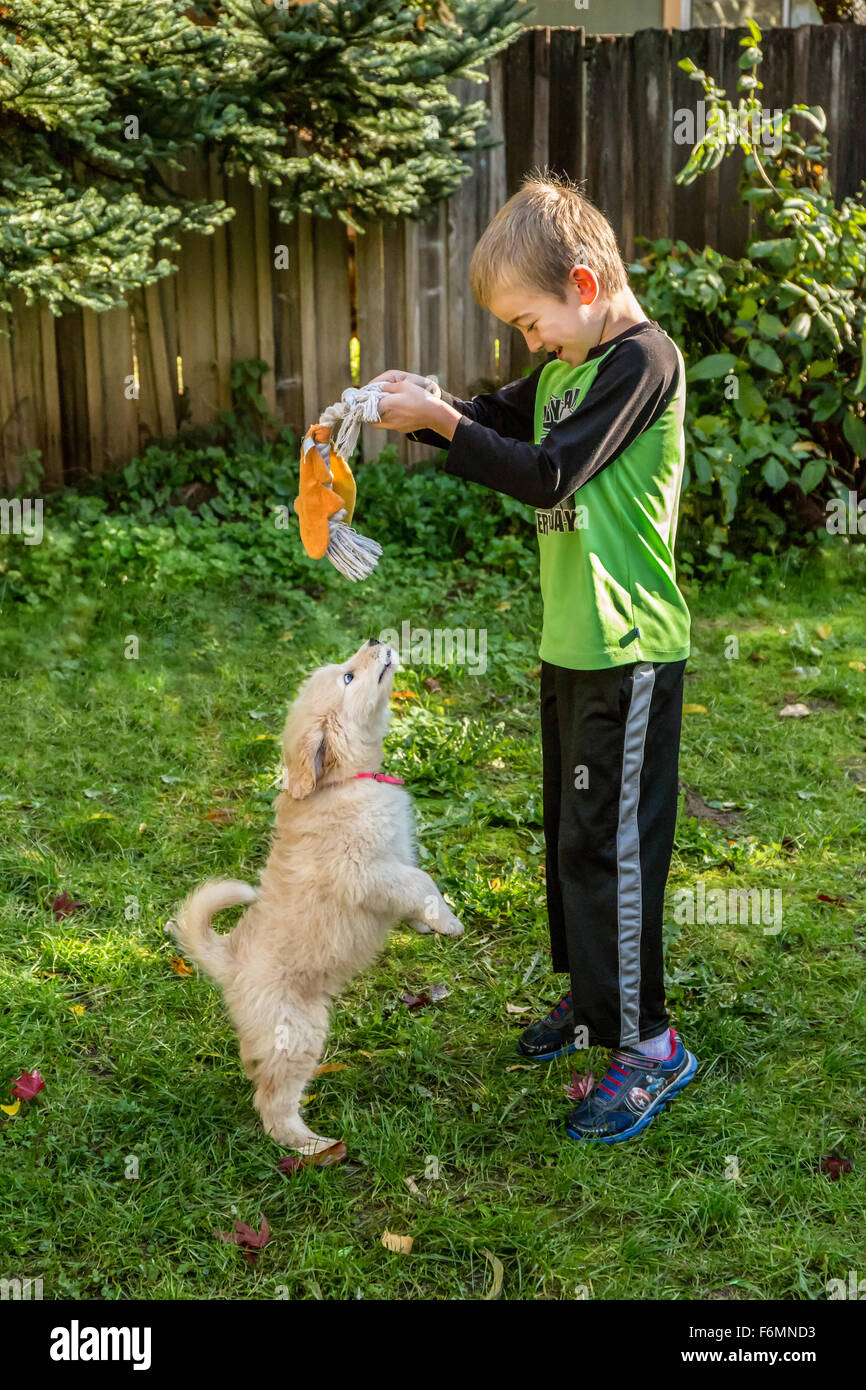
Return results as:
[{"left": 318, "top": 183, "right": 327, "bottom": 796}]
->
[{"left": 168, "top": 879, "right": 257, "bottom": 985}]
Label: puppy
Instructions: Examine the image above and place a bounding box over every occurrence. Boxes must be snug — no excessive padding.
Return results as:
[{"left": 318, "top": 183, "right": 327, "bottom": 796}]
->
[{"left": 170, "top": 638, "right": 464, "bottom": 1153}]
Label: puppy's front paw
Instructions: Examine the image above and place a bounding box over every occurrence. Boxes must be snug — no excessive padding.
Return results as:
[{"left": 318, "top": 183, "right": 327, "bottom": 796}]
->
[
  {"left": 435, "top": 913, "right": 464, "bottom": 938},
  {"left": 407, "top": 916, "right": 433, "bottom": 935}
]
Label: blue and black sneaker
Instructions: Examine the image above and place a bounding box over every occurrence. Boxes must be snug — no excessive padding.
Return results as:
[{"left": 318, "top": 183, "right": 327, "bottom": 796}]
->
[
  {"left": 565, "top": 1029, "right": 698, "bottom": 1144},
  {"left": 516, "top": 990, "right": 577, "bottom": 1062}
]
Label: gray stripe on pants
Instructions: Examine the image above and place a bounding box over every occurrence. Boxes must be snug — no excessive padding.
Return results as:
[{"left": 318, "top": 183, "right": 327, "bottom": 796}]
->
[{"left": 617, "top": 662, "right": 656, "bottom": 1046}]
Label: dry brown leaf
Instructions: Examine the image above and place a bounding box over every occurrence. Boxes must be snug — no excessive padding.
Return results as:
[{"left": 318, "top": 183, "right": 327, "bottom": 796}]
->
[
  {"left": 381, "top": 1230, "right": 413, "bottom": 1254},
  {"left": 314, "top": 1062, "right": 350, "bottom": 1075},
  {"left": 171, "top": 957, "right": 194, "bottom": 976},
  {"left": 779, "top": 702, "right": 811, "bottom": 718}
]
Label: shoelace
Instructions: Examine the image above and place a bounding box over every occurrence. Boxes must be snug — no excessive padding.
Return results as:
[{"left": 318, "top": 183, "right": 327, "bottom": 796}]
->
[{"left": 550, "top": 991, "right": 573, "bottom": 1021}]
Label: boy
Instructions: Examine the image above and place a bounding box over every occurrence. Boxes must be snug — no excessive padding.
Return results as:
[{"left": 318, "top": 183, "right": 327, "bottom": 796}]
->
[{"left": 369, "top": 172, "right": 697, "bottom": 1143}]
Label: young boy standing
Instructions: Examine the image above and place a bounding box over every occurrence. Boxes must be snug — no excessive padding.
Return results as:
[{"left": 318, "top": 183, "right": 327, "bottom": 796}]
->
[{"left": 369, "top": 172, "right": 697, "bottom": 1143}]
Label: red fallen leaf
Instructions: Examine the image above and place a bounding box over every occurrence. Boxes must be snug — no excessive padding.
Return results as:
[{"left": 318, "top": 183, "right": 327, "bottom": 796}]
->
[
  {"left": 424, "top": 677, "right": 442, "bottom": 693},
  {"left": 10, "top": 1069, "right": 44, "bottom": 1100},
  {"left": 51, "top": 891, "right": 86, "bottom": 919},
  {"left": 817, "top": 894, "right": 852, "bottom": 908},
  {"left": 205, "top": 807, "right": 236, "bottom": 826},
  {"left": 817, "top": 1154, "right": 852, "bottom": 1181},
  {"left": 214, "top": 1214, "right": 271, "bottom": 1264},
  {"left": 400, "top": 991, "right": 432, "bottom": 1010},
  {"left": 278, "top": 1141, "right": 347, "bottom": 1174},
  {"left": 565, "top": 1071, "right": 595, "bottom": 1102}
]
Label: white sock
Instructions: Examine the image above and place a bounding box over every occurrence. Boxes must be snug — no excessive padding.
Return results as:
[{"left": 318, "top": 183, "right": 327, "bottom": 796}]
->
[{"left": 631, "top": 1029, "right": 673, "bottom": 1060}]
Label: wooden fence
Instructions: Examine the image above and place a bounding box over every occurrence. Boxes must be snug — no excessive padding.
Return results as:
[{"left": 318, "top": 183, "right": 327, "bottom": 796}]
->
[{"left": 2, "top": 22, "right": 865, "bottom": 490}]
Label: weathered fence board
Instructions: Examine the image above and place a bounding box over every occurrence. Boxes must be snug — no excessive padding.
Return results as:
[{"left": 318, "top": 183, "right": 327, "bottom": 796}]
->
[{"left": 2, "top": 23, "right": 865, "bottom": 489}]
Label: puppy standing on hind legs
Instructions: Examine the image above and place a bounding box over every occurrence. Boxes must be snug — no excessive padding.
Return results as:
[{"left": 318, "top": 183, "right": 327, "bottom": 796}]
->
[{"left": 169, "top": 638, "right": 463, "bottom": 1155}]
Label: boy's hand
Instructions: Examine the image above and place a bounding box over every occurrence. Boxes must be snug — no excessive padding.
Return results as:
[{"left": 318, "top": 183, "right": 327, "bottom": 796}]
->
[
  {"left": 369, "top": 368, "right": 429, "bottom": 389},
  {"left": 370, "top": 377, "right": 441, "bottom": 434}
]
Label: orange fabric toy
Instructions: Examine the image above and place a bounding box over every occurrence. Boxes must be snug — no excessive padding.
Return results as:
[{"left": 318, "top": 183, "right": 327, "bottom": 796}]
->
[
  {"left": 293, "top": 378, "right": 440, "bottom": 581},
  {"left": 294, "top": 424, "right": 357, "bottom": 561}
]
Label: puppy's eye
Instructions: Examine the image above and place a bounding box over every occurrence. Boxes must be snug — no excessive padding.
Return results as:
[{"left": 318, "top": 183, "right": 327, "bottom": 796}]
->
[{"left": 343, "top": 671, "right": 354, "bottom": 685}]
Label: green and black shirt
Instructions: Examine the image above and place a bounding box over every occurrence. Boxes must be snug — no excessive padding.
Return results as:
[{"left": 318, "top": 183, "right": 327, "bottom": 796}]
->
[{"left": 408, "top": 319, "right": 691, "bottom": 672}]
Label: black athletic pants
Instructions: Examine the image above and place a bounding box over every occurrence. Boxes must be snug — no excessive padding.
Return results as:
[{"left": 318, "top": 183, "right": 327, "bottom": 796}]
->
[{"left": 540, "top": 658, "right": 686, "bottom": 1049}]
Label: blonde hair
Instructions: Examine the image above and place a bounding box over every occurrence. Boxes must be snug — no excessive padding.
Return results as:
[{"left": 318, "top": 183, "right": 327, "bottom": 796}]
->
[{"left": 469, "top": 169, "right": 629, "bottom": 309}]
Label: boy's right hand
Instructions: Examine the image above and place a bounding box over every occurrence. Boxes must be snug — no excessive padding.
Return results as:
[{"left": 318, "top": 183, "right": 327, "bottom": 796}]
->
[{"left": 368, "top": 369, "right": 429, "bottom": 390}]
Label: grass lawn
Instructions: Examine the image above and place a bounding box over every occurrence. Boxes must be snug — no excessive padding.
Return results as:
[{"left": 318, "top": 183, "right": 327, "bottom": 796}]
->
[{"left": 1, "top": 539, "right": 865, "bottom": 1301}]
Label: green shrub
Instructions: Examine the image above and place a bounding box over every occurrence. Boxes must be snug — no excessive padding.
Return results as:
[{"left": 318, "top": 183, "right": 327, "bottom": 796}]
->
[{"left": 629, "top": 19, "right": 866, "bottom": 575}]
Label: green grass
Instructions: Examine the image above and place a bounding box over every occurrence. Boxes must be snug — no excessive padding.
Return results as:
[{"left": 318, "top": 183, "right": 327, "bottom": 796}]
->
[{"left": 1, "top": 540, "right": 865, "bottom": 1301}]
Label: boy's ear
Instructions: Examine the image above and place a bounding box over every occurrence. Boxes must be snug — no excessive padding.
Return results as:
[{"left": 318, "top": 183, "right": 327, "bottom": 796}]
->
[{"left": 284, "top": 723, "right": 332, "bottom": 800}]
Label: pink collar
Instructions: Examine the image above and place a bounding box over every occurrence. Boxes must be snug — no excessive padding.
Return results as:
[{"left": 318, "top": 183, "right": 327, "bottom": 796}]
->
[{"left": 353, "top": 772, "right": 405, "bottom": 785}]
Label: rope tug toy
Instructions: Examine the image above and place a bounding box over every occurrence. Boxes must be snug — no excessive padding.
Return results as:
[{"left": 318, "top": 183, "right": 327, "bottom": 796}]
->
[{"left": 294, "top": 376, "right": 442, "bottom": 581}]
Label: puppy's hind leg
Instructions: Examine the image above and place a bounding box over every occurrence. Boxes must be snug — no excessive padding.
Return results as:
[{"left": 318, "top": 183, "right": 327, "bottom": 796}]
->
[{"left": 243, "top": 1009, "right": 339, "bottom": 1155}]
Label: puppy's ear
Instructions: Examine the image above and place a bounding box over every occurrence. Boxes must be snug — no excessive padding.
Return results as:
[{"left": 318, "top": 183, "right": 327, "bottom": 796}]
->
[{"left": 284, "top": 722, "right": 331, "bottom": 800}]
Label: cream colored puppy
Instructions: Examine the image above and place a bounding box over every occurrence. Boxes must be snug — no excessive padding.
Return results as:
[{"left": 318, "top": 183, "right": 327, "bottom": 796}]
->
[{"left": 170, "top": 638, "right": 463, "bottom": 1154}]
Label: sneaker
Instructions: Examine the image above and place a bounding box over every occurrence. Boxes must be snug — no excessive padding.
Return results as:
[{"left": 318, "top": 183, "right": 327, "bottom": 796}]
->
[
  {"left": 565, "top": 1029, "right": 698, "bottom": 1144},
  {"left": 516, "top": 990, "right": 577, "bottom": 1062}
]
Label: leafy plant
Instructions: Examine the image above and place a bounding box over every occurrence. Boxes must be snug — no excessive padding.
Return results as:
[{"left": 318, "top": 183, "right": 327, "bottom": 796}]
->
[{"left": 630, "top": 19, "right": 866, "bottom": 574}]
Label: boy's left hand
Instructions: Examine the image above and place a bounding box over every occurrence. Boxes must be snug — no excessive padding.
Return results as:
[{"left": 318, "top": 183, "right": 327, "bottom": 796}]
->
[{"left": 370, "top": 378, "right": 438, "bottom": 434}]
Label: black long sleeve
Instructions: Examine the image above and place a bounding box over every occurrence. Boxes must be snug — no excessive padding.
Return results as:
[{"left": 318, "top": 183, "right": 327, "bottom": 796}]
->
[{"left": 408, "top": 323, "right": 681, "bottom": 510}]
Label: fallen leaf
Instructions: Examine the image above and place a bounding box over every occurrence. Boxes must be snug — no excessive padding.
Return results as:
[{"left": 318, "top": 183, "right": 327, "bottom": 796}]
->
[
  {"left": 505, "top": 1064, "right": 535, "bottom": 1071},
  {"left": 205, "top": 807, "right": 236, "bottom": 825},
  {"left": 849, "top": 661, "right": 866, "bottom": 673},
  {"left": 171, "top": 957, "right": 194, "bottom": 976},
  {"left": 214, "top": 1214, "right": 271, "bottom": 1263},
  {"left": 747, "top": 652, "right": 766, "bottom": 663},
  {"left": 480, "top": 1248, "right": 504, "bottom": 1299},
  {"left": 51, "top": 891, "right": 85, "bottom": 919},
  {"left": 404, "top": 1175, "right": 426, "bottom": 1199},
  {"left": 815, "top": 624, "right": 832, "bottom": 640},
  {"left": 381, "top": 1230, "right": 413, "bottom": 1254},
  {"left": 505, "top": 1002, "right": 532, "bottom": 1015},
  {"left": 391, "top": 690, "right": 417, "bottom": 700},
  {"left": 278, "top": 1141, "right": 347, "bottom": 1173},
  {"left": 424, "top": 677, "right": 442, "bottom": 693},
  {"left": 278, "top": 631, "right": 294, "bottom": 642},
  {"left": 10, "top": 1069, "right": 44, "bottom": 1100},
  {"left": 248, "top": 710, "right": 269, "bottom": 721},
  {"left": 817, "top": 1154, "right": 852, "bottom": 1181},
  {"left": 490, "top": 877, "right": 501, "bottom": 891},
  {"left": 779, "top": 703, "right": 811, "bottom": 718},
  {"left": 565, "top": 1071, "right": 595, "bottom": 1102},
  {"left": 683, "top": 703, "right": 707, "bottom": 715},
  {"left": 400, "top": 991, "right": 432, "bottom": 1010},
  {"left": 495, "top": 601, "right": 511, "bottom": 611},
  {"left": 314, "top": 1062, "right": 350, "bottom": 1075},
  {"left": 817, "top": 893, "right": 852, "bottom": 908},
  {"left": 428, "top": 983, "right": 449, "bottom": 1002},
  {"left": 0, "top": 1100, "right": 21, "bottom": 1116}
]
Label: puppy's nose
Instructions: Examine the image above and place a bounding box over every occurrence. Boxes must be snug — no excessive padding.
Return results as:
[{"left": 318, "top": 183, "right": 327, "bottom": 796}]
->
[{"left": 367, "top": 637, "right": 380, "bottom": 647}]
